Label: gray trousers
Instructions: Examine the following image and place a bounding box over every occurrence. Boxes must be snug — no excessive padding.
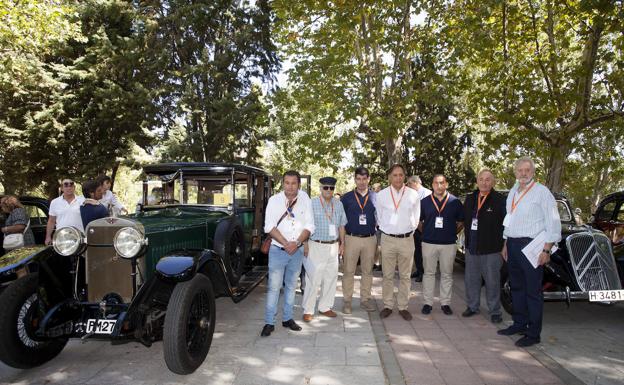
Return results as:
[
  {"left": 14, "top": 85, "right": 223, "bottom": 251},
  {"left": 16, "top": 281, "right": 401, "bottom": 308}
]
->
[{"left": 464, "top": 250, "right": 503, "bottom": 316}]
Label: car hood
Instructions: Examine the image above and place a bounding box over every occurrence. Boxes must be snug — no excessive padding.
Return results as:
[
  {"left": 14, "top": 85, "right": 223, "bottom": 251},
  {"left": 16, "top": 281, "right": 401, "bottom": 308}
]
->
[{"left": 125, "top": 206, "right": 229, "bottom": 234}]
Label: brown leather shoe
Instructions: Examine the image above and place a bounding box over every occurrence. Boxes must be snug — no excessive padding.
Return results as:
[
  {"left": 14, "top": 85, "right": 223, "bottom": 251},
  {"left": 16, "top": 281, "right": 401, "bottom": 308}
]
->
[
  {"left": 399, "top": 310, "right": 413, "bottom": 321},
  {"left": 303, "top": 314, "right": 313, "bottom": 322},
  {"left": 320, "top": 309, "right": 337, "bottom": 317},
  {"left": 379, "top": 308, "right": 393, "bottom": 318}
]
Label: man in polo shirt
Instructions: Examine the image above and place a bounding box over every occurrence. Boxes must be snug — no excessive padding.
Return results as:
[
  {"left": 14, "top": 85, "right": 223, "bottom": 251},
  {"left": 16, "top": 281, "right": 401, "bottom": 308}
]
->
[
  {"left": 498, "top": 157, "right": 560, "bottom": 347},
  {"left": 45, "top": 179, "right": 86, "bottom": 245},
  {"left": 461, "top": 169, "right": 506, "bottom": 323},
  {"left": 340, "top": 167, "right": 377, "bottom": 314},
  {"left": 407, "top": 175, "right": 432, "bottom": 282},
  {"left": 302, "top": 177, "right": 347, "bottom": 322},
  {"left": 261, "top": 170, "right": 315, "bottom": 337},
  {"left": 375, "top": 164, "right": 421, "bottom": 321},
  {"left": 420, "top": 174, "right": 464, "bottom": 315}
]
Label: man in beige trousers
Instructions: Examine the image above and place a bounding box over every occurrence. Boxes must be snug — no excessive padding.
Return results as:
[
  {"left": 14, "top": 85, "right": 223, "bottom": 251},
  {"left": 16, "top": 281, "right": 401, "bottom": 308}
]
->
[{"left": 375, "top": 164, "right": 421, "bottom": 321}]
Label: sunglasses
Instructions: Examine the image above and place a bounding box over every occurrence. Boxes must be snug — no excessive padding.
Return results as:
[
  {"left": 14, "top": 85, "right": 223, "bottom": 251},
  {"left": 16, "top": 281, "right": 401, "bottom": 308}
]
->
[
  {"left": 322, "top": 186, "right": 335, "bottom": 191},
  {"left": 63, "top": 181, "right": 75, "bottom": 187}
]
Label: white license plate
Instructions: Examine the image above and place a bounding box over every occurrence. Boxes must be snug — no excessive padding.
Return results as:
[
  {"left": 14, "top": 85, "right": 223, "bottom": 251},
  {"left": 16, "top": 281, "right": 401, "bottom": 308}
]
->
[
  {"left": 86, "top": 319, "right": 117, "bottom": 334},
  {"left": 588, "top": 290, "right": 624, "bottom": 302}
]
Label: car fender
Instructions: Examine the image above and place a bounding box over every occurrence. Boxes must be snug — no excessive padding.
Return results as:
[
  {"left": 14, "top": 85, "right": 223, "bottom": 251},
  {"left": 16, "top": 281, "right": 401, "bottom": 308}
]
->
[{"left": 0, "top": 246, "right": 52, "bottom": 276}]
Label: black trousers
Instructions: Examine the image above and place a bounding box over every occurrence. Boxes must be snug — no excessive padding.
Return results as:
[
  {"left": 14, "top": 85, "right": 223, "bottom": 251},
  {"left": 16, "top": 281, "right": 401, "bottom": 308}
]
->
[
  {"left": 413, "top": 229, "right": 424, "bottom": 275},
  {"left": 507, "top": 237, "right": 544, "bottom": 339}
]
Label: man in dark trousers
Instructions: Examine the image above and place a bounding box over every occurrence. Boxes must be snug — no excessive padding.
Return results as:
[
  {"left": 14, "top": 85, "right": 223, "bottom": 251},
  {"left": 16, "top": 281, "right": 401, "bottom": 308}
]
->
[
  {"left": 80, "top": 180, "right": 109, "bottom": 228},
  {"left": 461, "top": 169, "right": 506, "bottom": 323}
]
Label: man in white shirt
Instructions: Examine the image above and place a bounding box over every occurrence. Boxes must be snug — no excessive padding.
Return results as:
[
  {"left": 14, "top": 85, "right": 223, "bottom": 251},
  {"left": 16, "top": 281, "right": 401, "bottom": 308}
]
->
[
  {"left": 261, "top": 171, "right": 315, "bottom": 337},
  {"left": 375, "top": 164, "right": 421, "bottom": 321},
  {"left": 96, "top": 175, "right": 127, "bottom": 215},
  {"left": 498, "top": 157, "right": 561, "bottom": 347},
  {"left": 45, "top": 179, "right": 86, "bottom": 244},
  {"left": 407, "top": 175, "right": 432, "bottom": 282}
]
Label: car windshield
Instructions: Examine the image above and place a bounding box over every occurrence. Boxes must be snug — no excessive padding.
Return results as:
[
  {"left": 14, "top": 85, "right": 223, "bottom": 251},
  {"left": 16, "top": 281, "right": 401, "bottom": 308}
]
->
[
  {"left": 557, "top": 200, "right": 572, "bottom": 222},
  {"left": 142, "top": 173, "right": 252, "bottom": 208}
]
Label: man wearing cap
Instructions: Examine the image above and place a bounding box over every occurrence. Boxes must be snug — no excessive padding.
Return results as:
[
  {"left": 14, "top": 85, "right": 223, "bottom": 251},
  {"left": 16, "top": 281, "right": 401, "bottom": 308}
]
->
[
  {"left": 419, "top": 174, "right": 464, "bottom": 316},
  {"left": 407, "top": 175, "right": 432, "bottom": 282},
  {"left": 375, "top": 164, "right": 421, "bottom": 321},
  {"left": 340, "top": 167, "right": 377, "bottom": 314},
  {"left": 302, "top": 177, "right": 347, "bottom": 322},
  {"left": 261, "top": 170, "right": 315, "bottom": 337}
]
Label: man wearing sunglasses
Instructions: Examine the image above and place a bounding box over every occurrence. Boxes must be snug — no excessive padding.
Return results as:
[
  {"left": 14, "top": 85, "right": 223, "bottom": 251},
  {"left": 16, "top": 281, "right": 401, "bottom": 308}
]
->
[
  {"left": 375, "top": 164, "right": 421, "bottom": 321},
  {"left": 302, "top": 177, "right": 347, "bottom": 322},
  {"left": 45, "top": 179, "right": 85, "bottom": 245}
]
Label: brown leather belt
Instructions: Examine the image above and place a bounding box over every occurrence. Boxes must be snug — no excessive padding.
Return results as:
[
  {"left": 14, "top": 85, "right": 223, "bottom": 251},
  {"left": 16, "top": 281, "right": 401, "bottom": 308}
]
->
[
  {"left": 346, "top": 233, "right": 376, "bottom": 238},
  {"left": 311, "top": 239, "right": 339, "bottom": 244}
]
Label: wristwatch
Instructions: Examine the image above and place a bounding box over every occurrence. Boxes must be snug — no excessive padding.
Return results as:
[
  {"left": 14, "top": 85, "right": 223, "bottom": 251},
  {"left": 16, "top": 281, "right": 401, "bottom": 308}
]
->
[{"left": 542, "top": 249, "right": 552, "bottom": 255}]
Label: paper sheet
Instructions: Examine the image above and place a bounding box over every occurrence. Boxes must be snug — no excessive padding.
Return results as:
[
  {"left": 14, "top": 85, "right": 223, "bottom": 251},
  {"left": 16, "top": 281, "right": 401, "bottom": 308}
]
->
[{"left": 521, "top": 231, "right": 558, "bottom": 269}]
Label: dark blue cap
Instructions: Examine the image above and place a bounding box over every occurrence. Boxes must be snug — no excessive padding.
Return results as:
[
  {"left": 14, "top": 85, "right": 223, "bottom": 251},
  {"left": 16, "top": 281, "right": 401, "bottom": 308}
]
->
[{"left": 319, "top": 177, "right": 337, "bottom": 186}]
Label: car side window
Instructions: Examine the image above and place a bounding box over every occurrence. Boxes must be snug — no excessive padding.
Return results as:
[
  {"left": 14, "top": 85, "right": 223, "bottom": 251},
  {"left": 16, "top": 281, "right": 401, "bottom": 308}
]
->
[
  {"left": 616, "top": 202, "right": 624, "bottom": 222},
  {"left": 597, "top": 201, "right": 617, "bottom": 221},
  {"left": 234, "top": 177, "right": 251, "bottom": 208},
  {"left": 557, "top": 201, "right": 572, "bottom": 222},
  {"left": 25, "top": 205, "right": 47, "bottom": 225}
]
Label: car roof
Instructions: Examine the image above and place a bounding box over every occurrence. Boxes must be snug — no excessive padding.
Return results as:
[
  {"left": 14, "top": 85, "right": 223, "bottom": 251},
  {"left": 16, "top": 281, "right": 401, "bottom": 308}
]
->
[{"left": 142, "top": 162, "right": 270, "bottom": 177}]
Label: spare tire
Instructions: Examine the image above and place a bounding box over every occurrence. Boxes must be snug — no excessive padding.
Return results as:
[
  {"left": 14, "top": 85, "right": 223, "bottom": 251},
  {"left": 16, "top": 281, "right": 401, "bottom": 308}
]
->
[{"left": 213, "top": 218, "right": 246, "bottom": 284}]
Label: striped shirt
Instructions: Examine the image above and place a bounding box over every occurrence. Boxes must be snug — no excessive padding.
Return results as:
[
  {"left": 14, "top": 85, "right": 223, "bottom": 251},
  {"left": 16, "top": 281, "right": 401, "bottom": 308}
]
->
[
  {"left": 310, "top": 196, "right": 348, "bottom": 241},
  {"left": 503, "top": 181, "right": 561, "bottom": 243}
]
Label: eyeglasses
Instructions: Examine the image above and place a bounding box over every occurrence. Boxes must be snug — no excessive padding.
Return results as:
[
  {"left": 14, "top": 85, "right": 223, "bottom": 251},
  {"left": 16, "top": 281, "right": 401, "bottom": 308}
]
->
[
  {"left": 63, "top": 181, "right": 74, "bottom": 187},
  {"left": 322, "top": 186, "right": 335, "bottom": 191}
]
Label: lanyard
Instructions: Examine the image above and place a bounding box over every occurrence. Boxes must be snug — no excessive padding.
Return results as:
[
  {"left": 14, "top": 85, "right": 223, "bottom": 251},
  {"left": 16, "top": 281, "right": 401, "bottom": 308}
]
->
[
  {"left": 431, "top": 193, "right": 449, "bottom": 215},
  {"left": 353, "top": 189, "right": 369, "bottom": 213},
  {"left": 319, "top": 197, "right": 334, "bottom": 223},
  {"left": 476, "top": 191, "right": 490, "bottom": 214},
  {"left": 286, "top": 197, "right": 298, "bottom": 218},
  {"left": 511, "top": 181, "right": 535, "bottom": 214},
  {"left": 390, "top": 185, "right": 405, "bottom": 212}
]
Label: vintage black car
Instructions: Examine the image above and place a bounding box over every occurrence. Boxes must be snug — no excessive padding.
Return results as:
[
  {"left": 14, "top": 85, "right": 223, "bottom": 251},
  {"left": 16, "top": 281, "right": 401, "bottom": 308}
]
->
[
  {"left": 455, "top": 190, "right": 622, "bottom": 314},
  {"left": 591, "top": 191, "right": 624, "bottom": 261},
  {"left": 0, "top": 163, "right": 274, "bottom": 374}
]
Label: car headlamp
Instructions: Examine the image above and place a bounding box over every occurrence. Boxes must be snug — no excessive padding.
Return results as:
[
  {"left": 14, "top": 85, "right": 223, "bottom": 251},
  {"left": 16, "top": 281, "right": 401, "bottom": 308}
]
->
[
  {"left": 113, "top": 227, "right": 147, "bottom": 259},
  {"left": 53, "top": 227, "right": 85, "bottom": 256}
]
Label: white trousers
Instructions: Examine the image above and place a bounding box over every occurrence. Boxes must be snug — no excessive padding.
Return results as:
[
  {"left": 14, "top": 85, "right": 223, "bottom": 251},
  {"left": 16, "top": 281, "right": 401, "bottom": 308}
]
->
[{"left": 302, "top": 240, "right": 339, "bottom": 314}]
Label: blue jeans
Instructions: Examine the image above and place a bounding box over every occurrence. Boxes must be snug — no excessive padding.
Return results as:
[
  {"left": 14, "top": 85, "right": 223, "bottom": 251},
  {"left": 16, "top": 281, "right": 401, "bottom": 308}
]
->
[
  {"left": 264, "top": 245, "right": 303, "bottom": 325},
  {"left": 507, "top": 237, "right": 544, "bottom": 339}
]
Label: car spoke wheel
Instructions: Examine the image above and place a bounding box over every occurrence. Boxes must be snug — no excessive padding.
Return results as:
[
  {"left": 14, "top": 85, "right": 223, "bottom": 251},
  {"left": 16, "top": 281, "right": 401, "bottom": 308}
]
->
[
  {"left": 500, "top": 266, "right": 513, "bottom": 315},
  {"left": 0, "top": 273, "right": 68, "bottom": 369},
  {"left": 163, "top": 274, "right": 216, "bottom": 375}
]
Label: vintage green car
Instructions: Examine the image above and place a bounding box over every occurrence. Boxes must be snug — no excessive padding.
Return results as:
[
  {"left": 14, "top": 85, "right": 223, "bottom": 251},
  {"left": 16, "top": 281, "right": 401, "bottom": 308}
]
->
[{"left": 0, "top": 163, "right": 274, "bottom": 374}]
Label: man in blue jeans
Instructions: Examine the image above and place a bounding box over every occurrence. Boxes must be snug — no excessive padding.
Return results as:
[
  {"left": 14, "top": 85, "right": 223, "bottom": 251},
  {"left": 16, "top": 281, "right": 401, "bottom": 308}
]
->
[{"left": 261, "top": 170, "right": 315, "bottom": 337}]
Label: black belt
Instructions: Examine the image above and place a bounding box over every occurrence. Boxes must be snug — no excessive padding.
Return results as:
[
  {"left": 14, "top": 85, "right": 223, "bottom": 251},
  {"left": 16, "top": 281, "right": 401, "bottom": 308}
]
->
[
  {"left": 276, "top": 245, "right": 303, "bottom": 251},
  {"left": 311, "top": 239, "right": 339, "bottom": 244},
  {"left": 346, "top": 233, "right": 376, "bottom": 238},
  {"left": 382, "top": 231, "right": 413, "bottom": 238}
]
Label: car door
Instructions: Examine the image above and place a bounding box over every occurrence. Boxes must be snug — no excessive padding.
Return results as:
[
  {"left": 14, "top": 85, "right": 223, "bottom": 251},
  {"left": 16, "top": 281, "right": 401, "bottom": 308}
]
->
[
  {"left": 23, "top": 202, "right": 49, "bottom": 245},
  {"left": 593, "top": 195, "right": 624, "bottom": 257}
]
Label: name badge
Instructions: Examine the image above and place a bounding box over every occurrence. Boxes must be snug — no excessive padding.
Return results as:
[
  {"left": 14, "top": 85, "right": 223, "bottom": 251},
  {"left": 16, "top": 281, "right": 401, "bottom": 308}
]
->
[
  {"left": 435, "top": 216, "right": 444, "bottom": 229},
  {"left": 389, "top": 213, "right": 399, "bottom": 225},
  {"left": 503, "top": 214, "right": 511, "bottom": 227},
  {"left": 471, "top": 218, "right": 478, "bottom": 231},
  {"left": 328, "top": 225, "right": 337, "bottom": 237},
  {"left": 359, "top": 214, "right": 367, "bottom": 225}
]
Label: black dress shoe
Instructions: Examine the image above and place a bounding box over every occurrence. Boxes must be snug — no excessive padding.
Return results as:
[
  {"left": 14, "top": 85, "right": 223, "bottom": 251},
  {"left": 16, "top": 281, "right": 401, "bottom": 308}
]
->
[
  {"left": 515, "top": 335, "right": 540, "bottom": 347},
  {"left": 441, "top": 305, "right": 453, "bottom": 315},
  {"left": 462, "top": 308, "right": 479, "bottom": 317},
  {"left": 380, "top": 308, "right": 393, "bottom": 318},
  {"left": 282, "top": 319, "right": 302, "bottom": 331},
  {"left": 373, "top": 264, "right": 382, "bottom": 272},
  {"left": 497, "top": 325, "right": 526, "bottom": 336},
  {"left": 260, "top": 324, "right": 274, "bottom": 337},
  {"left": 421, "top": 304, "right": 432, "bottom": 315},
  {"left": 491, "top": 314, "right": 503, "bottom": 324}
]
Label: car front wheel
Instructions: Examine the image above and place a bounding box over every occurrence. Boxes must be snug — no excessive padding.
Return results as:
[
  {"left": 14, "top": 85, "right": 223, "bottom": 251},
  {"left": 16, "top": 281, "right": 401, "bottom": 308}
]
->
[
  {"left": 163, "top": 274, "right": 216, "bottom": 375},
  {"left": 500, "top": 266, "right": 513, "bottom": 315},
  {"left": 0, "top": 273, "right": 68, "bottom": 369}
]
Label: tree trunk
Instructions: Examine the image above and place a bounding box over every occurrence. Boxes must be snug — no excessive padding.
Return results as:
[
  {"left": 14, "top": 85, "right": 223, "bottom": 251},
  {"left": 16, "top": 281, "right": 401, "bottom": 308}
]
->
[
  {"left": 385, "top": 135, "right": 403, "bottom": 168},
  {"left": 544, "top": 142, "right": 569, "bottom": 193},
  {"left": 110, "top": 162, "right": 120, "bottom": 191}
]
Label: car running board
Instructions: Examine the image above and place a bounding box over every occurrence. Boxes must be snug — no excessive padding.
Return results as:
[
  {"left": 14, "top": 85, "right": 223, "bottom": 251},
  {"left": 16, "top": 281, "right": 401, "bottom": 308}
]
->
[{"left": 231, "top": 266, "right": 268, "bottom": 303}]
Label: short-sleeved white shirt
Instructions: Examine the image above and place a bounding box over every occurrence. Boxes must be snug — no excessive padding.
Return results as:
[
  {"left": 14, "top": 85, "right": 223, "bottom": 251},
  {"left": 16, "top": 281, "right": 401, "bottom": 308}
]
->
[
  {"left": 49, "top": 195, "right": 86, "bottom": 232},
  {"left": 264, "top": 190, "right": 315, "bottom": 248}
]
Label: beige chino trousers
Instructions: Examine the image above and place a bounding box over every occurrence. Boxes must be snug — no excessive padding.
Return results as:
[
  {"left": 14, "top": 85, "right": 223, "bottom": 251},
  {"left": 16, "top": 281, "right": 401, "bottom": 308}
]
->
[
  {"left": 381, "top": 234, "right": 415, "bottom": 311},
  {"left": 422, "top": 242, "right": 456, "bottom": 306},
  {"left": 302, "top": 241, "right": 339, "bottom": 314},
  {"left": 342, "top": 234, "right": 377, "bottom": 303}
]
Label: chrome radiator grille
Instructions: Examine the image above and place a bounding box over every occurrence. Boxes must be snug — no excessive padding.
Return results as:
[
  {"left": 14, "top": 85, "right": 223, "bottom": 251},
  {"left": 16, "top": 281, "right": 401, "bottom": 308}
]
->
[{"left": 566, "top": 230, "right": 622, "bottom": 292}]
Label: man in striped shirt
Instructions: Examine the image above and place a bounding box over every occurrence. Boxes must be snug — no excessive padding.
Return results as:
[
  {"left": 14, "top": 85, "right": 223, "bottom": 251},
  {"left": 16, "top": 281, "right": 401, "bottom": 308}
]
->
[{"left": 498, "top": 157, "right": 561, "bottom": 347}]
